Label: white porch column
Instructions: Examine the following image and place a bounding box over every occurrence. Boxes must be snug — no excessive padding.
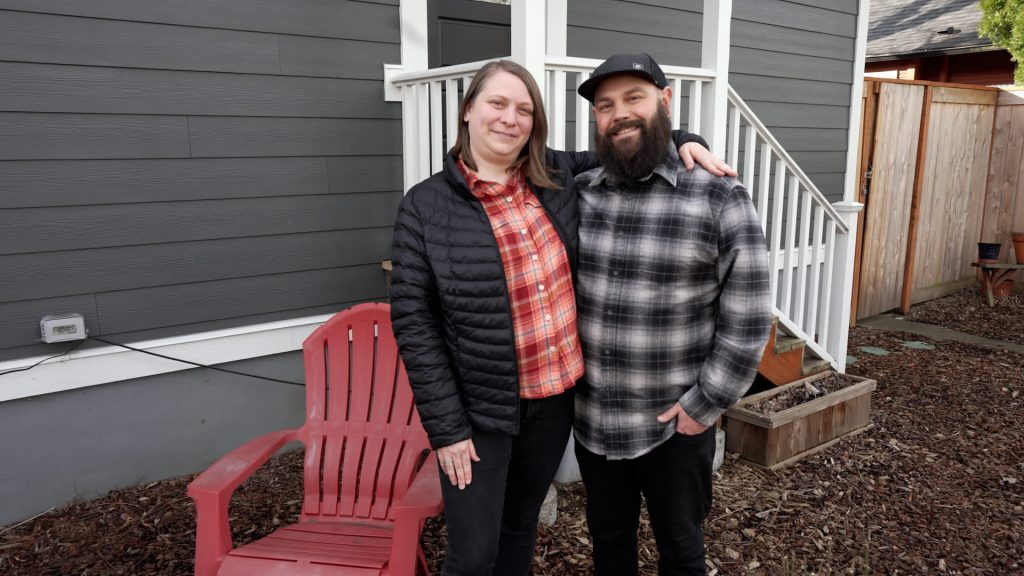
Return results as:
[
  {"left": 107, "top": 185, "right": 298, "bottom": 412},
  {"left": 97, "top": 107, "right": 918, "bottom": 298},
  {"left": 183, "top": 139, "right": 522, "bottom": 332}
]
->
[
  {"left": 546, "top": 0, "right": 567, "bottom": 57},
  {"left": 700, "top": 0, "right": 732, "bottom": 157},
  {"left": 383, "top": 1, "right": 428, "bottom": 102},
  {"left": 843, "top": 0, "right": 871, "bottom": 203},
  {"left": 512, "top": 0, "right": 547, "bottom": 101},
  {"left": 828, "top": 201, "right": 864, "bottom": 373}
]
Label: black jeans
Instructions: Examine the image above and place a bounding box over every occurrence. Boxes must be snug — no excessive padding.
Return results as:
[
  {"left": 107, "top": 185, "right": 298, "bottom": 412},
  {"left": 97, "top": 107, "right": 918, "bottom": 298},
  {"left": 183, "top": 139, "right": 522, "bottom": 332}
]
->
[
  {"left": 575, "top": 428, "right": 715, "bottom": 576},
  {"left": 440, "top": 389, "right": 574, "bottom": 576}
]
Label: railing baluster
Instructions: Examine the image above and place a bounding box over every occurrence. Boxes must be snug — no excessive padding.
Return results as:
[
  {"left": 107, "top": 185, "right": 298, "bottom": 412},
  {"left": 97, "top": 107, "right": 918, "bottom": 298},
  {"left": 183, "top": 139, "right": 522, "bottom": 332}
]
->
[
  {"left": 728, "top": 106, "right": 741, "bottom": 169},
  {"left": 806, "top": 204, "right": 825, "bottom": 340},
  {"left": 688, "top": 80, "right": 702, "bottom": 135},
  {"left": 818, "top": 220, "right": 837, "bottom": 353},
  {"left": 400, "top": 85, "right": 419, "bottom": 192},
  {"left": 550, "top": 70, "right": 566, "bottom": 150},
  {"left": 415, "top": 83, "right": 431, "bottom": 183},
  {"left": 769, "top": 158, "right": 785, "bottom": 307},
  {"left": 430, "top": 80, "right": 443, "bottom": 174},
  {"left": 757, "top": 142, "right": 771, "bottom": 234},
  {"left": 671, "top": 78, "right": 683, "bottom": 130},
  {"left": 781, "top": 174, "right": 799, "bottom": 316},
  {"left": 795, "top": 189, "right": 812, "bottom": 329},
  {"left": 576, "top": 72, "right": 590, "bottom": 151},
  {"left": 742, "top": 124, "right": 756, "bottom": 192},
  {"left": 445, "top": 78, "right": 459, "bottom": 153}
]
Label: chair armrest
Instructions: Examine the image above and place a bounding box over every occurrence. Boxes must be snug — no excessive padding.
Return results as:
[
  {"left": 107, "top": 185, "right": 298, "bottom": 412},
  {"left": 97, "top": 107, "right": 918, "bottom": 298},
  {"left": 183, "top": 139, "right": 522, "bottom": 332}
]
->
[
  {"left": 393, "top": 457, "right": 443, "bottom": 519},
  {"left": 389, "top": 458, "right": 444, "bottom": 575},
  {"left": 187, "top": 428, "right": 301, "bottom": 576}
]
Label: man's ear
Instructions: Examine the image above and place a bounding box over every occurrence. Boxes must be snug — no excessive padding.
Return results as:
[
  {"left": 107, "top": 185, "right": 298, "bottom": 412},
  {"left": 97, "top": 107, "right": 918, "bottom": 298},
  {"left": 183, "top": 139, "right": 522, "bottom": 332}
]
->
[{"left": 660, "top": 86, "right": 673, "bottom": 120}]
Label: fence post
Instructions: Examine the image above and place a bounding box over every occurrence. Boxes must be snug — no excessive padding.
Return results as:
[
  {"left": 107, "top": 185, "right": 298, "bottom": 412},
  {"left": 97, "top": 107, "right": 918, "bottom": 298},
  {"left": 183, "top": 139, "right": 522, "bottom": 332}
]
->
[{"left": 829, "top": 201, "right": 864, "bottom": 373}]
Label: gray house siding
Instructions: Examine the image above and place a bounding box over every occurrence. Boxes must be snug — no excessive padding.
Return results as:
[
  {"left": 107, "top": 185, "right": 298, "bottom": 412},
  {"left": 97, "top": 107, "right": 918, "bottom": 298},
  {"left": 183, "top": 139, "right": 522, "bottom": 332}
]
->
[
  {"left": 0, "top": 352, "right": 306, "bottom": 525},
  {"left": 0, "top": 0, "right": 401, "bottom": 361},
  {"left": 567, "top": 0, "right": 857, "bottom": 202},
  {"left": 0, "top": 0, "right": 401, "bottom": 524}
]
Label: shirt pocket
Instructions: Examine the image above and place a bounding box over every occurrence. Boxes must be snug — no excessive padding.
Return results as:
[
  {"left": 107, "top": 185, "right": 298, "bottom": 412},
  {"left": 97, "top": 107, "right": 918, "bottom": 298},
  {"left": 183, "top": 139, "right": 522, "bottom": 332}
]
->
[{"left": 637, "top": 233, "right": 716, "bottom": 283}]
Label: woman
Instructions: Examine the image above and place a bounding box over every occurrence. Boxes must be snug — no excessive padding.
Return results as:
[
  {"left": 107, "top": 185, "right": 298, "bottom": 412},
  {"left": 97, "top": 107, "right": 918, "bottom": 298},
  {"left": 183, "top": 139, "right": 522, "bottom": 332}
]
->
[{"left": 390, "top": 60, "right": 725, "bottom": 576}]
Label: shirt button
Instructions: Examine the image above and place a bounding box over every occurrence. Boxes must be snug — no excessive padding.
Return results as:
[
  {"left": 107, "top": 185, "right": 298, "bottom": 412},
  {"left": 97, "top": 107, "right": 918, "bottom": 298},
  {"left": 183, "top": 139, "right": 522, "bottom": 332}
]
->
[
  {"left": 612, "top": 271, "right": 620, "bottom": 277},
  {"left": 538, "top": 284, "right": 545, "bottom": 291},
  {"left": 545, "top": 314, "right": 552, "bottom": 321},
  {"left": 549, "top": 346, "right": 557, "bottom": 354},
  {"left": 520, "top": 229, "right": 527, "bottom": 235},
  {"left": 505, "top": 197, "right": 513, "bottom": 203},
  {"left": 532, "top": 254, "right": 539, "bottom": 261}
]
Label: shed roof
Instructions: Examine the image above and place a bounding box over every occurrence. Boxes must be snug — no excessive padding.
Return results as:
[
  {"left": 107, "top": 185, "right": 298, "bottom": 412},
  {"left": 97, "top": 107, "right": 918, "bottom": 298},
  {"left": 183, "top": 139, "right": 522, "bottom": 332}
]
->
[{"left": 868, "top": 0, "right": 994, "bottom": 61}]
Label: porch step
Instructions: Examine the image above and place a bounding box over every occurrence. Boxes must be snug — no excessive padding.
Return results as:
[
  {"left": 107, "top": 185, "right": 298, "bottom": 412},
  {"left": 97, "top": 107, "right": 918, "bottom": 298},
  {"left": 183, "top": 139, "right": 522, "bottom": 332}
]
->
[
  {"left": 802, "top": 354, "right": 831, "bottom": 378},
  {"left": 758, "top": 316, "right": 832, "bottom": 386},
  {"left": 757, "top": 317, "right": 805, "bottom": 387},
  {"left": 774, "top": 335, "right": 804, "bottom": 354}
]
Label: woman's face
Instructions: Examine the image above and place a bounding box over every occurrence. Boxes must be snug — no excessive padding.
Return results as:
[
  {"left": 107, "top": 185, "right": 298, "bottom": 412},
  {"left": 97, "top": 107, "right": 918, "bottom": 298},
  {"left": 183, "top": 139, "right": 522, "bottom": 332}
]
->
[{"left": 463, "top": 70, "right": 535, "bottom": 170}]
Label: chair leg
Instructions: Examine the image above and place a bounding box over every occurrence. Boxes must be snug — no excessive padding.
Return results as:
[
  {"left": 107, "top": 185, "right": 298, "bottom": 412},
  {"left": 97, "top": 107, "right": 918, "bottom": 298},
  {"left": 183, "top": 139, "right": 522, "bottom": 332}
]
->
[{"left": 417, "top": 546, "right": 429, "bottom": 576}]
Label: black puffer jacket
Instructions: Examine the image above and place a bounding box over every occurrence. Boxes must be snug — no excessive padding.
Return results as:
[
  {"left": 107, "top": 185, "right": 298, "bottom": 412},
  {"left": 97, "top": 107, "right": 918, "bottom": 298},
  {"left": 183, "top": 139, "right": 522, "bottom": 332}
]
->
[
  {"left": 390, "top": 149, "right": 591, "bottom": 449},
  {"left": 391, "top": 134, "right": 706, "bottom": 449}
]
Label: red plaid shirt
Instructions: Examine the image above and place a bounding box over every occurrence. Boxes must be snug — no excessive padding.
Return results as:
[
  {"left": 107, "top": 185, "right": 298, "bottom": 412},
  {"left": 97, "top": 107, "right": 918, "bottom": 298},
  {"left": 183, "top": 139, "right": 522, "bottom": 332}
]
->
[{"left": 458, "top": 158, "right": 583, "bottom": 399}]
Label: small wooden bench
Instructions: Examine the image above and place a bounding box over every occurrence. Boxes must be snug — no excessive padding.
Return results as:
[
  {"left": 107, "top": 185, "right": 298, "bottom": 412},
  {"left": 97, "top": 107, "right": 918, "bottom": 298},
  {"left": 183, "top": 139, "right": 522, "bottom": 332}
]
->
[{"left": 971, "top": 262, "right": 1024, "bottom": 306}]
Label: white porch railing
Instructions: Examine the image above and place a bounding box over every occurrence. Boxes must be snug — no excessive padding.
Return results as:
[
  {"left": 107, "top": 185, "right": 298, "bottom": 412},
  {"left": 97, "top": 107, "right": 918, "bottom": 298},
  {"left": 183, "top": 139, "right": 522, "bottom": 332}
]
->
[
  {"left": 385, "top": 57, "right": 855, "bottom": 370},
  {"left": 724, "top": 86, "right": 851, "bottom": 368}
]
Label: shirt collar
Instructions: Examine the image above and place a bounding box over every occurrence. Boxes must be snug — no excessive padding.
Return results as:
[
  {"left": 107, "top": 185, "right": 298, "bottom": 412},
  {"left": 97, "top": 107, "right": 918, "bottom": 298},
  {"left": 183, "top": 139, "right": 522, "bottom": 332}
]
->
[
  {"left": 457, "top": 156, "right": 525, "bottom": 199},
  {"left": 591, "top": 142, "right": 680, "bottom": 190}
]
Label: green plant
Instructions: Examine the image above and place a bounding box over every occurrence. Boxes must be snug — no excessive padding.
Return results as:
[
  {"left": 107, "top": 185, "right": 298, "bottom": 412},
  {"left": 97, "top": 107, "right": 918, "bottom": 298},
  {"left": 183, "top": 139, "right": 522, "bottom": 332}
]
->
[{"left": 979, "top": 0, "right": 1024, "bottom": 85}]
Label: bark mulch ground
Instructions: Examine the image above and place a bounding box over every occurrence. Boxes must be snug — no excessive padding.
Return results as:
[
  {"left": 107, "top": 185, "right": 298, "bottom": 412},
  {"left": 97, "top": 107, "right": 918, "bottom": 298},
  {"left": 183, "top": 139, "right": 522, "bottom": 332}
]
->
[{"left": 2, "top": 289, "right": 1022, "bottom": 575}]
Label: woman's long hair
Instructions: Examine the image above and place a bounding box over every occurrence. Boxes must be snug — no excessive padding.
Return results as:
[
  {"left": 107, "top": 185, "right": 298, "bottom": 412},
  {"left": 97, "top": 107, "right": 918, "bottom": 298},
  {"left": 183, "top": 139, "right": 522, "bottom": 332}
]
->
[{"left": 450, "top": 60, "right": 560, "bottom": 190}]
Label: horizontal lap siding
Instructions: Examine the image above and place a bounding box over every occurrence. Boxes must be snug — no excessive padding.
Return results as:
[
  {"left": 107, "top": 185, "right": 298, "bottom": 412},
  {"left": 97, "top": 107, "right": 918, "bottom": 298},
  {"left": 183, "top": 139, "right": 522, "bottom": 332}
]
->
[
  {"left": 568, "top": 0, "right": 857, "bottom": 201},
  {"left": 0, "top": 1, "right": 401, "bottom": 359},
  {"left": 732, "top": 0, "right": 856, "bottom": 201}
]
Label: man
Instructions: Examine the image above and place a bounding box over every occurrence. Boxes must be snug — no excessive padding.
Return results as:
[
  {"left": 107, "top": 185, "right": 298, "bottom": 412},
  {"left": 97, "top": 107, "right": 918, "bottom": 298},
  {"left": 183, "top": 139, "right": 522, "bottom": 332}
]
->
[{"left": 572, "top": 53, "right": 772, "bottom": 575}]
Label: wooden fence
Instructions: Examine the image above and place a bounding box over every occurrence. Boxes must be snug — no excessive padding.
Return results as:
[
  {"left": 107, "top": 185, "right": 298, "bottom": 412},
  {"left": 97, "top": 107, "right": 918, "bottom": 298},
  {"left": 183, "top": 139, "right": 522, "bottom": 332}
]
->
[{"left": 853, "top": 80, "right": 1024, "bottom": 321}]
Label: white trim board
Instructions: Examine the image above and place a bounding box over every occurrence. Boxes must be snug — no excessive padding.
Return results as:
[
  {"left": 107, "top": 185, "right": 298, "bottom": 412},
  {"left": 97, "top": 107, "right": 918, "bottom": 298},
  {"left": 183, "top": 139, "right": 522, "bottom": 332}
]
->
[
  {"left": 0, "top": 314, "right": 333, "bottom": 403},
  {"left": 843, "top": 0, "right": 870, "bottom": 205}
]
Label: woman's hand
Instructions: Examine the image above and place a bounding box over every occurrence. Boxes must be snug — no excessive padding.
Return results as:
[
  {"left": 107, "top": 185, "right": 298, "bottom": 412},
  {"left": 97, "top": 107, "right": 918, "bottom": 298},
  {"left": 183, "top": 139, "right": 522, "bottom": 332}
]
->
[
  {"left": 437, "top": 438, "right": 481, "bottom": 490},
  {"left": 680, "top": 142, "right": 737, "bottom": 178}
]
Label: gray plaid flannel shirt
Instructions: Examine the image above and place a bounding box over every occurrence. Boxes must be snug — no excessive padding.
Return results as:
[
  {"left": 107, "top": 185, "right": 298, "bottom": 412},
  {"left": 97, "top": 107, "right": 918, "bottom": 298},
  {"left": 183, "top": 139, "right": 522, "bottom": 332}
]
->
[{"left": 574, "top": 144, "right": 771, "bottom": 459}]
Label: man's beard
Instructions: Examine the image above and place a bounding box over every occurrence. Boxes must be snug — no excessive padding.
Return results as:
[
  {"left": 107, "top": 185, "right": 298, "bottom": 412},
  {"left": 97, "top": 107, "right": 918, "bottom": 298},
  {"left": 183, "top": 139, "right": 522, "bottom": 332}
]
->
[{"left": 594, "top": 104, "right": 672, "bottom": 187}]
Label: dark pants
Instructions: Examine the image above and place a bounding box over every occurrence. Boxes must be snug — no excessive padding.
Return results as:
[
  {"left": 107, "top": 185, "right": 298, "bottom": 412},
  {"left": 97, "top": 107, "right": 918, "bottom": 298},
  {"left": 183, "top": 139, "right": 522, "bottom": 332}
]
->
[
  {"left": 575, "top": 428, "right": 715, "bottom": 576},
  {"left": 440, "top": 389, "right": 574, "bottom": 576}
]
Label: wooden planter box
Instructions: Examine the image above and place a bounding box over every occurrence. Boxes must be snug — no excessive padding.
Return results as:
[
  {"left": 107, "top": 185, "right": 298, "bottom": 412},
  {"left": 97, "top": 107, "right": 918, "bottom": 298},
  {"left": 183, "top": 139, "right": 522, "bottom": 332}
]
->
[{"left": 724, "top": 371, "right": 876, "bottom": 470}]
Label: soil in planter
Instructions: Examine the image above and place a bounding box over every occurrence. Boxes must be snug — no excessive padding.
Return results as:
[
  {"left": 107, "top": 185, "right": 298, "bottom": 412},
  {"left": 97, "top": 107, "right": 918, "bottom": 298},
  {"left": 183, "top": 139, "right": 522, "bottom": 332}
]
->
[{"left": 746, "top": 373, "right": 861, "bottom": 414}]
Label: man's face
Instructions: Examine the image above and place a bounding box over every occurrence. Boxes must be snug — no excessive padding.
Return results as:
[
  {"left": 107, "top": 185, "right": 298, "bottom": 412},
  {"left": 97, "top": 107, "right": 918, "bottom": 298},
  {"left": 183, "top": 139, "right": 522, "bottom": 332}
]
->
[
  {"left": 592, "top": 74, "right": 672, "bottom": 153},
  {"left": 591, "top": 74, "right": 673, "bottom": 184}
]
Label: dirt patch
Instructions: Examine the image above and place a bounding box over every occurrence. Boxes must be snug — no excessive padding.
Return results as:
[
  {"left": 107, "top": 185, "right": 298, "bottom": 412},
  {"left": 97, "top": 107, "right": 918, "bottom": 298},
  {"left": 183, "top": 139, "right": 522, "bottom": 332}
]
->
[
  {"left": 2, "top": 318, "right": 1022, "bottom": 574},
  {"left": 744, "top": 373, "right": 863, "bottom": 415}
]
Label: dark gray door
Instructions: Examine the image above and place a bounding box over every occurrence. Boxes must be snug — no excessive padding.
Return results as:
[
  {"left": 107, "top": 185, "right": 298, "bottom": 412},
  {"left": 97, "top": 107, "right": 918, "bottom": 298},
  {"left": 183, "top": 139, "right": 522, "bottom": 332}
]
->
[{"left": 428, "top": 0, "right": 511, "bottom": 68}]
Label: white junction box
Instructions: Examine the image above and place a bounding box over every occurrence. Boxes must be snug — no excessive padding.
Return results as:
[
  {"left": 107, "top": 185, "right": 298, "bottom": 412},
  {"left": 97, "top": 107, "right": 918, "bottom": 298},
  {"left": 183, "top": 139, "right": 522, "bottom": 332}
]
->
[{"left": 40, "top": 313, "right": 87, "bottom": 343}]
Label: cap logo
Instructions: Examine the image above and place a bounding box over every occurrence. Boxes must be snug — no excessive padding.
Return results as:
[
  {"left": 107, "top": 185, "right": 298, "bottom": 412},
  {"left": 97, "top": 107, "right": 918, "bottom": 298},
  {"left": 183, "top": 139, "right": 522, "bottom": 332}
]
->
[{"left": 633, "top": 63, "right": 644, "bottom": 70}]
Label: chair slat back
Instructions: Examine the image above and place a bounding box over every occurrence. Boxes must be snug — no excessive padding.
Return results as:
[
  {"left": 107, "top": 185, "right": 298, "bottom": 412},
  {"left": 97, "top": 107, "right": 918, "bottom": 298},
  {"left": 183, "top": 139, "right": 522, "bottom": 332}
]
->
[{"left": 300, "top": 303, "right": 430, "bottom": 521}]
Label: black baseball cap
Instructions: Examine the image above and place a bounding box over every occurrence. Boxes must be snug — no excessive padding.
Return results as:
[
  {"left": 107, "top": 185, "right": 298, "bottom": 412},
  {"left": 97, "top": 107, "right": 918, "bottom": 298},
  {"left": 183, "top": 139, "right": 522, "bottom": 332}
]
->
[{"left": 577, "top": 53, "right": 669, "bottom": 103}]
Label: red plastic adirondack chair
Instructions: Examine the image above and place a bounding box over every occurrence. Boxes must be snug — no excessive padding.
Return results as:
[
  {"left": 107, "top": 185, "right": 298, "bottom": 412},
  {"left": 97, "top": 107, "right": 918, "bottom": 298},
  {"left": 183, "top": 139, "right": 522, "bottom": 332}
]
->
[{"left": 188, "top": 303, "right": 442, "bottom": 576}]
